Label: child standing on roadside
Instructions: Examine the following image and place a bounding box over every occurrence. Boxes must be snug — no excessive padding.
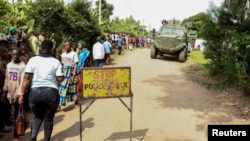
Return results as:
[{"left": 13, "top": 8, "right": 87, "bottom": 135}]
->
[{"left": 2, "top": 47, "right": 26, "bottom": 141}]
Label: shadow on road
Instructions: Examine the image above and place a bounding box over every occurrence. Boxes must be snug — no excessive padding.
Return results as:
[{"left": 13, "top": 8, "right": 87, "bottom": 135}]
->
[
  {"left": 142, "top": 73, "right": 236, "bottom": 132},
  {"left": 104, "top": 128, "right": 148, "bottom": 141},
  {"left": 156, "top": 53, "right": 191, "bottom": 63},
  {"left": 48, "top": 118, "right": 95, "bottom": 141},
  {"left": 157, "top": 55, "right": 179, "bottom": 62},
  {"left": 7, "top": 114, "right": 66, "bottom": 141}
]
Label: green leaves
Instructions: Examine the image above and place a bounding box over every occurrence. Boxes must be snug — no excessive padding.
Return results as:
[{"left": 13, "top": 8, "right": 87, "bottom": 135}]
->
[
  {"left": 101, "top": 15, "right": 142, "bottom": 36},
  {"left": 190, "top": 0, "right": 250, "bottom": 93},
  {"left": 0, "top": 0, "right": 11, "bottom": 16}
]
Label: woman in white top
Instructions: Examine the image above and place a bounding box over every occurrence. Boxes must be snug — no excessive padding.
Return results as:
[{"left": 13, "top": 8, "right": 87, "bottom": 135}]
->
[{"left": 19, "top": 40, "right": 64, "bottom": 141}]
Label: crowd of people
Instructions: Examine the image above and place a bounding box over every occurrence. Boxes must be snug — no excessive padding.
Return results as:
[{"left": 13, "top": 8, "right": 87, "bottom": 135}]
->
[
  {"left": 0, "top": 26, "right": 37, "bottom": 141},
  {"left": 0, "top": 26, "right": 94, "bottom": 141},
  {"left": 105, "top": 32, "right": 154, "bottom": 51},
  {"left": 0, "top": 25, "right": 153, "bottom": 140}
]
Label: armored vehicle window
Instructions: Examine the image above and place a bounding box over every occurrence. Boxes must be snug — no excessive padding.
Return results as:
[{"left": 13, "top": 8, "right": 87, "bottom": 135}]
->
[
  {"left": 173, "top": 29, "right": 184, "bottom": 35},
  {"left": 161, "top": 27, "right": 184, "bottom": 35},
  {"left": 161, "top": 27, "right": 172, "bottom": 34}
]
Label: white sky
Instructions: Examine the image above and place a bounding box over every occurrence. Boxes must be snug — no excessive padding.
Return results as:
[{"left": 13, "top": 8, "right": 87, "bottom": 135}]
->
[
  {"left": 64, "top": 0, "right": 224, "bottom": 30},
  {"left": 103, "top": 0, "right": 224, "bottom": 30}
]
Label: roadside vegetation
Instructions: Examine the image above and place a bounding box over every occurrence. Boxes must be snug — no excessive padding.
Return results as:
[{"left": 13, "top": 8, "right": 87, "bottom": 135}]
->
[
  {"left": 189, "top": 50, "right": 229, "bottom": 90},
  {"left": 183, "top": 0, "right": 250, "bottom": 95},
  {"left": 189, "top": 51, "right": 210, "bottom": 76},
  {"left": 0, "top": 0, "right": 147, "bottom": 52}
]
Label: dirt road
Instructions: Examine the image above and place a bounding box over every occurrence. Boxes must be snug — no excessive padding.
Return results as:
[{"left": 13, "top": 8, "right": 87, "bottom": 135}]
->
[{"left": 4, "top": 48, "right": 250, "bottom": 141}]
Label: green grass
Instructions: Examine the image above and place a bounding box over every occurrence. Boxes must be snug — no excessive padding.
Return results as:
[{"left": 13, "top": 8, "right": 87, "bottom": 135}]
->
[
  {"left": 189, "top": 51, "right": 208, "bottom": 64},
  {"left": 189, "top": 51, "right": 210, "bottom": 76}
]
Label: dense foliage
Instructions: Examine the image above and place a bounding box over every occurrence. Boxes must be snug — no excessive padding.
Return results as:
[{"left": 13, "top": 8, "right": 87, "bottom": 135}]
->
[
  {"left": 0, "top": 0, "right": 30, "bottom": 28},
  {"left": 0, "top": 0, "right": 145, "bottom": 50},
  {"left": 184, "top": 0, "right": 250, "bottom": 94},
  {"left": 27, "top": 0, "right": 101, "bottom": 49},
  {"left": 181, "top": 12, "right": 210, "bottom": 37}
]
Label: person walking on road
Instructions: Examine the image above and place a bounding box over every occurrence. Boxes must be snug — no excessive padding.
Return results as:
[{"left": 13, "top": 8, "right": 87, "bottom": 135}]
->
[
  {"left": 139, "top": 37, "right": 145, "bottom": 48},
  {"left": 103, "top": 38, "right": 112, "bottom": 65},
  {"left": 18, "top": 40, "right": 64, "bottom": 141},
  {"left": 92, "top": 36, "right": 105, "bottom": 67},
  {"left": 117, "top": 35, "right": 123, "bottom": 55},
  {"left": 59, "top": 40, "right": 78, "bottom": 109}
]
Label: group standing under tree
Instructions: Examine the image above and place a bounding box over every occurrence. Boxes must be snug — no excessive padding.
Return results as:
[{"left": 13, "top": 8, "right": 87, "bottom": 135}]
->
[{"left": 0, "top": 26, "right": 142, "bottom": 140}]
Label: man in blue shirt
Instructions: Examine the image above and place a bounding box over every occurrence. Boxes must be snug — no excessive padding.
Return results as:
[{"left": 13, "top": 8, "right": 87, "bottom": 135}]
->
[
  {"left": 103, "top": 38, "right": 112, "bottom": 65},
  {"left": 117, "top": 35, "right": 123, "bottom": 55}
]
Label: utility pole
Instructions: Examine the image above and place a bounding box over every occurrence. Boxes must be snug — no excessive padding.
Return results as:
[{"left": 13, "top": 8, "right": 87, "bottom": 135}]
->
[
  {"left": 99, "top": 0, "right": 101, "bottom": 25},
  {"left": 148, "top": 24, "right": 151, "bottom": 37},
  {"left": 143, "top": 19, "right": 144, "bottom": 36}
]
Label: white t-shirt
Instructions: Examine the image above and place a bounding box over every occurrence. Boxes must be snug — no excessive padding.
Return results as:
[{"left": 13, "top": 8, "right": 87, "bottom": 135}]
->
[
  {"left": 92, "top": 42, "right": 105, "bottom": 60},
  {"left": 3, "top": 61, "right": 26, "bottom": 102},
  {"left": 25, "top": 54, "right": 63, "bottom": 89},
  {"left": 61, "top": 51, "right": 79, "bottom": 66}
]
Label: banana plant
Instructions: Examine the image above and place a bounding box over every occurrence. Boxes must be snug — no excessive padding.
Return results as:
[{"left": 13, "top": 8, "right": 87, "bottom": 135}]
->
[
  {"left": 7, "top": 0, "right": 32, "bottom": 27},
  {"left": 0, "top": 0, "right": 11, "bottom": 29}
]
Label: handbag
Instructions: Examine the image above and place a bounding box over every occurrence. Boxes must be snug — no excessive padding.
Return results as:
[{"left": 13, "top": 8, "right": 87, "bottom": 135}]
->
[{"left": 15, "top": 104, "right": 26, "bottom": 136}]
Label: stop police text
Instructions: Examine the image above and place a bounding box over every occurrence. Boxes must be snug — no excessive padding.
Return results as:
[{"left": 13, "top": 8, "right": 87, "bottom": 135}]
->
[
  {"left": 85, "top": 82, "right": 129, "bottom": 90},
  {"left": 93, "top": 70, "right": 116, "bottom": 79}
]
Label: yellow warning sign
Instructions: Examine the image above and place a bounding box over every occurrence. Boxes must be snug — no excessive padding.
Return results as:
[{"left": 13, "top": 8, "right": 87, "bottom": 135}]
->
[{"left": 82, "top": 67, "right": 131, "bottom": 99}]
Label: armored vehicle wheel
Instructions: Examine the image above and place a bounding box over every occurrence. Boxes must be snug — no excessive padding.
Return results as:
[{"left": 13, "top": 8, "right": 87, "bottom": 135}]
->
[
  {"left": 151, "top": 46, "right": 157, "bottom": 59},
  {"left": 178, "top": 48, "right": 187, "bottom": 63}
]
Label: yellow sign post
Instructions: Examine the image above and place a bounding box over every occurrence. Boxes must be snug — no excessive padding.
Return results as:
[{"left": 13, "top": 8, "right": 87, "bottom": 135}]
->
[
  {"left": 79, "top": 67, "right": 133, "bottom": 141},
  {"left": 82, "top": 67, "right": 131, "bottom": 98}
]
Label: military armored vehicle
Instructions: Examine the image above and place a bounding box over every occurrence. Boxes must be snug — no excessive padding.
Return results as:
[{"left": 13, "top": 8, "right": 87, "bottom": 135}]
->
[{"left": 151, "top": 19, "right": 197, "bottom": 62}]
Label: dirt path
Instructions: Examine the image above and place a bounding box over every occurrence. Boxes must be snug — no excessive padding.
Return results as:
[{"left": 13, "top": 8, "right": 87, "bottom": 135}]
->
[{"left": 3, "top": 48, "right": 250, "bottom": 141}]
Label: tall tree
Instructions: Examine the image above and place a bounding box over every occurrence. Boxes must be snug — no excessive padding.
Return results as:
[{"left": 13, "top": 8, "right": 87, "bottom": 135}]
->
[
  {"left": 66, "top": 0, "right": 101, "bottom": 47},
  {"left": 201, "top": 0, "right": 250, "bottom": 93},
  {"left": 182, "top": 12, "right": 210, "bottom": 38},
  {"left": 28, "top": 0, "right": 65, "bottom": 33},
  {"left": 102, "top": 15, "right": 142, "bottom": 36},
  {"left": 28, "top": 0, "right": 101, "bottom": 50}
]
